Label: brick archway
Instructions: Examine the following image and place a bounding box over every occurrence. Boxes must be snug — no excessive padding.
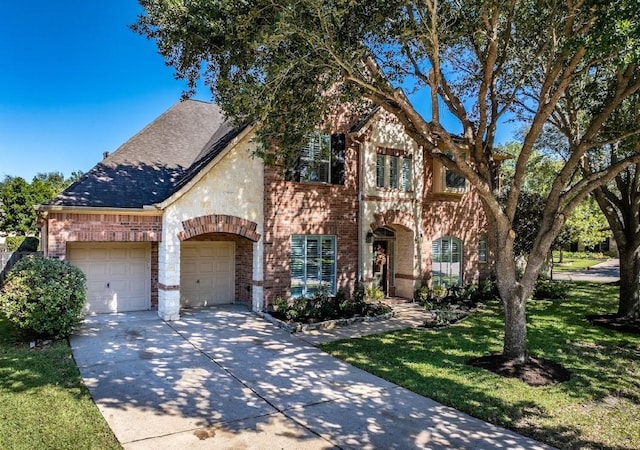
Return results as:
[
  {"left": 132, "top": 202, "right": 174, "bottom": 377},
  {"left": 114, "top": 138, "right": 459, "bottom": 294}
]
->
[
  {"left": 370, "top": 209, "right": 415, "bottom": 232},
  {"left": 178, "top": 214, "right": 261, "bottom": 242}
]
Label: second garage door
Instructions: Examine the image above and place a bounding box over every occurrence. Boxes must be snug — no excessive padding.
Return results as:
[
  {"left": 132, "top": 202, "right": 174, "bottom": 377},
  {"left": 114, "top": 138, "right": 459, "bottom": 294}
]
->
[
  {"left": 181, "top": 241, "right": 235, "bottom": 307},
  {"left": 67, "top": 243, "right": 151, "bottom": 314}
]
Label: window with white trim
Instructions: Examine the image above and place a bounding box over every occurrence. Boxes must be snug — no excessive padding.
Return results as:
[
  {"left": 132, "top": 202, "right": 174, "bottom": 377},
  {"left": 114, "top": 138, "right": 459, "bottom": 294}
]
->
[
  {"left": 479, "top": 238, "right": 487, "bottom": 263},
  {"left": 290, "top": 235, "right": 336, "bottom": 297},
  {"left": 375, "top": 153, "right": 412, "bottom": 191},
  {"left": 432, "top": 236, "right": 463, "bottom": 287}
]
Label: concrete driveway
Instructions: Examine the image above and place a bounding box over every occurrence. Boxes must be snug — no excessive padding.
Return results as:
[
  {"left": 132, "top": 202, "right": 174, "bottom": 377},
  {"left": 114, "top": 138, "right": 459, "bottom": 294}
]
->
[{"left": 71, "top": 306, "right": 551, "bottom": 449}]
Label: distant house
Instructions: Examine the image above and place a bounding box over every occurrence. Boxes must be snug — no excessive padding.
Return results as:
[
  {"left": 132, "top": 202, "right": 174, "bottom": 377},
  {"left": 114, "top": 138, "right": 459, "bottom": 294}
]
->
[{"left": 37, "top": 99, "right": 492, "bottom": 320}]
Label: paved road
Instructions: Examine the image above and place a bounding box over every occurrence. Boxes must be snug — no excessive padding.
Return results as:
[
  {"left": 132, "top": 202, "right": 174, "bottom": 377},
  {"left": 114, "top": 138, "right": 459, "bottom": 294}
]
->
[
  {"left": 552, "top": 258, "right": 620, "bottom": 283},
  {"left": 71, "top": 307, "right": 551, "bottom": 449}
]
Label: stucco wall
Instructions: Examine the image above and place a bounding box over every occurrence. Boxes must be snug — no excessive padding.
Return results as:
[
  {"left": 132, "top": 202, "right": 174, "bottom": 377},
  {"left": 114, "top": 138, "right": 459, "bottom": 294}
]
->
[{"left": 158, "top": 135, "right": 265, "bottom": 318}]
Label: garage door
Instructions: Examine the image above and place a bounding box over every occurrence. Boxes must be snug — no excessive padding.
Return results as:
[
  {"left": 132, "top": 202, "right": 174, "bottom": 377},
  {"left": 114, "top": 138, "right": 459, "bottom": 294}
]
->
[
  {"left": 67, "top": 243, "right": 151, "bottom": 314},
  {"left": 181, "top": 241, "right": 235, "bottom": 307}
]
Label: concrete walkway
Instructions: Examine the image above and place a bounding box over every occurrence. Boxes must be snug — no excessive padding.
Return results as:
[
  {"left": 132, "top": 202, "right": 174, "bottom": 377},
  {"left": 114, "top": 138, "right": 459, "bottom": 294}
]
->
[
  {"left": 552, "top": 258, "right": 620, "bottom": 283},
  {"left": 71, "top": 306, "right": 551, "bottom": 449}
]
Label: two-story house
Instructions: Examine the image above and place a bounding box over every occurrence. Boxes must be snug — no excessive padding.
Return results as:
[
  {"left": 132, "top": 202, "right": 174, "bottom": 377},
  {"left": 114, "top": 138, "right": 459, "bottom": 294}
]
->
[{"left": 37, "top": 99, "right": 491, "bottom": 320}]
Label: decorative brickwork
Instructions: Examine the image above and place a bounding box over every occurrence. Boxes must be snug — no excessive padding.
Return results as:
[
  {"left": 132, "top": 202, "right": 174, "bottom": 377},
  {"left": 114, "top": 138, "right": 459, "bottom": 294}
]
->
[
  {"left": 370, "top": 209, "right": 416, "bottom": 232},
  {"left": 178, "top": 215, "right": 260, "bottom": 242},
  {"left": 262, "top": 137, "right": 360, "bottom": 305},
  {"left": 46, "top": 212, "right": 162, "bottom": 259}
]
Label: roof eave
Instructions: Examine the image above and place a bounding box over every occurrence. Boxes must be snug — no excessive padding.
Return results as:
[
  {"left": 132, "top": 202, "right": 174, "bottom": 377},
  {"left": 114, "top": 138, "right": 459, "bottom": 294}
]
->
[{"left": 34, "top": 204, "right": 163, "bottom": 216}]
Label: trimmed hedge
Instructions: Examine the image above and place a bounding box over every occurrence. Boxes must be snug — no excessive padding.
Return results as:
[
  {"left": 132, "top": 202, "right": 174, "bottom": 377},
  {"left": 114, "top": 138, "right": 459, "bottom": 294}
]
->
[{"left": 0, "top": 255, "right": 86, "bottom": 338}]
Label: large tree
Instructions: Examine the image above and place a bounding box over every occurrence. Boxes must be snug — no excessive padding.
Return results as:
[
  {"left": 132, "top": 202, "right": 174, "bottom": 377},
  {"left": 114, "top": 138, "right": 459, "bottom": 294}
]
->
[
  {"left": 135, "top": 0, "right": 640, "bottom": 362},
  {"left": 587, "top": 97, "right": 640, "bottom": 319}
]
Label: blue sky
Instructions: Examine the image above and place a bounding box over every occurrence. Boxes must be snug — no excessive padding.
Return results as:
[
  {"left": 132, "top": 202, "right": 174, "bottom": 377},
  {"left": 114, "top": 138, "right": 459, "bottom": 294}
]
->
[
  {"left": 0, "top": 1, "right": 210, "bottom": 181},
  {"left": 1, "top": 2, "right": 518, "bottom": 183}
]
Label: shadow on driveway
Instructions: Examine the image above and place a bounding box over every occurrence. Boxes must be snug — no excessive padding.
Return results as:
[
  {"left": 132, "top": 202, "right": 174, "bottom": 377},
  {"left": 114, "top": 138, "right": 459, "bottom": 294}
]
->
[{"left": 71, "top": 305, "right": 551, "bottom": 449}]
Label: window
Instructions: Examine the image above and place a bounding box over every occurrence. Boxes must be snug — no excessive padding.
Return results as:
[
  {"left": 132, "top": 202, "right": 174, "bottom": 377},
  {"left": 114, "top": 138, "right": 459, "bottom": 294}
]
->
[
  {"left": 295, "top": 132, "right": 346, "bottom": 184},
  {"left": 444, "top": 153, "right": 466, "bottom": 189},
  {"left": 432, "top": 236, "right": 463, "bottom": 287},
  {"left": 402, "top": 157, "right": 412, "bottom": 191},
  {"left": 389, "top": 156, "right": 399, "bottom": 189},
  {"left": 375, "top": 152, "right": 412, "bottom": 191},
  {"left": 376, "top": 154, "right": 385, "bottom": 188},
  {"left": 291, "top": 235, "right": 336, "bottom": 297},
  {"left": 433, "top": 152, "right": 467, "bottom": 194},
  {"left": 299, "top": 132, "right": 331, "bottom": 183},
  {"left": 479, "top": 238, "right": 487, "bottom": 263}
]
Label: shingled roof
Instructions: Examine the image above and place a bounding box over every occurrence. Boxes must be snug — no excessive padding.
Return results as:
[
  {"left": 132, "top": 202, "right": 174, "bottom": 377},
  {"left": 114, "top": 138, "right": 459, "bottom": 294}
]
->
[{"left": 45, "top": 99, "right": 242, "bottom": 209}]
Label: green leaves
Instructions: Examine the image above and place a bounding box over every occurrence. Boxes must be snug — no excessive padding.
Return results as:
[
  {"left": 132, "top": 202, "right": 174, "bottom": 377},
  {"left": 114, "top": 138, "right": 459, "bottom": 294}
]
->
[
  {"left": 0, "top": 172, "right": 79, "bottom": 235},
  {"left": 0, "top": 255, "right": 86, "bottom": 338}
]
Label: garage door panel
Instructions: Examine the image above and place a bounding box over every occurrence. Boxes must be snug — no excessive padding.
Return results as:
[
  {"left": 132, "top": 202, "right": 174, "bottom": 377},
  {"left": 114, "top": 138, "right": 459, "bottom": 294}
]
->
[
  {"left": 68, "top": 243, "right": 151, "bottom": 314},
  {"left": 181, "top": 242, "right": 235, "bottom": 307}
]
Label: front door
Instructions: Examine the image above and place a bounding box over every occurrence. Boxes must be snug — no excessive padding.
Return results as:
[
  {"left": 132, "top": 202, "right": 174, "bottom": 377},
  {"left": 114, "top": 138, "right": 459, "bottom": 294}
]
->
[{"left": 373, "top": 240, "right": 390, "bottom": 295}]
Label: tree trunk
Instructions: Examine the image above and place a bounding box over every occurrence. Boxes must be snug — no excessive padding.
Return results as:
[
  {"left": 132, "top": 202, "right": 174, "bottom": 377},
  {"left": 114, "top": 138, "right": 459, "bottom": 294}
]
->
[
  {"left": 493, "top": 228, "right": 531, "bottom": 363},
  {"left": 618, "top": 248, "right": 640, "bottom": 319},
  {"left": 502, "top": 288, "right": 528, "bottom": 361}
]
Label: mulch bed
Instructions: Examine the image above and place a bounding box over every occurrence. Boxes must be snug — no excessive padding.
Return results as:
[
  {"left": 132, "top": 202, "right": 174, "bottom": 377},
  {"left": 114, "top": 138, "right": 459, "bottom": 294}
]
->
[
  {"left": 468, "top": 354, "right": 571, "bottom": 386},
  {"left": 587, "top": 314, "right": 640, "bottom": 335}
]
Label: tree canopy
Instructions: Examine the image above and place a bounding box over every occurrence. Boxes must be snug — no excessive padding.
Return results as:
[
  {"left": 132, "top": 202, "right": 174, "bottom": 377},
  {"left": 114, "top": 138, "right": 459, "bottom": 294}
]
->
[
  {"left": 135, "top": 0, "right": 640, "bottom": 361},
  {"left": 0, "top": 172, "right": 81, "bottom": 235}
]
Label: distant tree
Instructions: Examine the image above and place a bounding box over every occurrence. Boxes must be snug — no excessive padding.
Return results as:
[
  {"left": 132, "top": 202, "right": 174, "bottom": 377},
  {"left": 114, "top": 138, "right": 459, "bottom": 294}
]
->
[
  {"left": 0, "top": 177, "right": 34, "bottom": 234},
  {"left": 0, "top": 172, "right": 82, "bottom": 235},
  {"left": 586, "top": 95, "right": 640, "bottom": 319},
  {"left": 136, "top": 0, "right": 640, "bottom": 362}
]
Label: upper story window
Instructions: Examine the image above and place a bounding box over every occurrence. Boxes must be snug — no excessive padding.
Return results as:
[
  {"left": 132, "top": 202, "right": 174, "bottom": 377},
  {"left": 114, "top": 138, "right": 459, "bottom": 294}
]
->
[
  {"left": 375, "top": 151, "right": 412, "bottom": 192},
  {"left": 433, "top": 152, "right": 467, "bottom": 194},
  {"left": 376, "top": 154, "right": 385, "bottom": 188},
  {"left": 291, "top": 132, "right": 345, "bottom": 185}
]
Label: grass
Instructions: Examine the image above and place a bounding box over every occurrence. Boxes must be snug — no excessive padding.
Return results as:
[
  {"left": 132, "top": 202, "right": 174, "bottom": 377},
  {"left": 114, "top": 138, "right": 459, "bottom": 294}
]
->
[
  {"left": 0, "top": 317, "right": 121, "bottom": 450},
  {"left": 320, "top": 282, "right": 640, "bottom": 450},
  {"left": 552, "top": 251, "right": 609, "bottom": 272}
]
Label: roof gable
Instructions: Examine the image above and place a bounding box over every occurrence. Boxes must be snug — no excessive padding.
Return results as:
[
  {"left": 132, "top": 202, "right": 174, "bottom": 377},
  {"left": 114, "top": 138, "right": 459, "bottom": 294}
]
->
[{"left": 46, "top": 100, "right": 238, "bottom": 209}]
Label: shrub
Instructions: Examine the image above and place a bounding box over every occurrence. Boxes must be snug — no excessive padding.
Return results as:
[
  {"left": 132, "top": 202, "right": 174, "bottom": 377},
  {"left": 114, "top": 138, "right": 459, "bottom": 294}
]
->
[
  {"left": 5, "top": 236, "right": 39, "bottom": 252},
  {"left": 0, "top": 255, "right": 86, "bottom": 338},
  {"left": 533, "top": 279, "right": 569, "bottom": 300},
  {"left": 365, "top": 284, "right": 384, "bottom": 302}
]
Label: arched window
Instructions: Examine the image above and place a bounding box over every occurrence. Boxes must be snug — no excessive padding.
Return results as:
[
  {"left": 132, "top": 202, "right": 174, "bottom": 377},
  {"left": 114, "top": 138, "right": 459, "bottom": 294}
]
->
[{"left": 432, "top": 236, "right": 463, "bottom": 287}]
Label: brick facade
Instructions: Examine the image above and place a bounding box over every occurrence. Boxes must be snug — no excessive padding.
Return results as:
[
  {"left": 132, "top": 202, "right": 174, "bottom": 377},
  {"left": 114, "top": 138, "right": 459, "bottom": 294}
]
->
[
  {"left": 47, "top": 212, "right": 162, "bottom": 259},
  {"left": 262, "top": 137, "right": 360, "bottom": 304}
]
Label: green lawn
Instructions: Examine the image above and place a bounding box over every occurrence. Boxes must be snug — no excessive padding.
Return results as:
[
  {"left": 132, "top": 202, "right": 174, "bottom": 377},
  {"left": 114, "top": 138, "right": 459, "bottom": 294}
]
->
[
  {"left": 552, "top": 252, "right": 609, "bottom": 272},
  {"left": 321, "top": 283, "right": 640, "bottom": 450},
  {"left": 0, "top": 317, "right": 121, "bottom": 450}
]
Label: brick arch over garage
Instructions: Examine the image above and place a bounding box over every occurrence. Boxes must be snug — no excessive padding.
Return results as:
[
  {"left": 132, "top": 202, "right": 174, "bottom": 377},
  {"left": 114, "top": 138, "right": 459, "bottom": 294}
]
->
[
  {"left": 370, "top": 209, "right": 415, "bottom": 232},
  {"left": 178, "top": 214, "right": 261, "bottom": 242}
]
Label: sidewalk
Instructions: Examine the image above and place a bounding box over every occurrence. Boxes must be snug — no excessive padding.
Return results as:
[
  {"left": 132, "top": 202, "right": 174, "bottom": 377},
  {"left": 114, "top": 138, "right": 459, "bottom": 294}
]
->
[{"left": 296, "top": 302, "right": 431, "bottom": 345}]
